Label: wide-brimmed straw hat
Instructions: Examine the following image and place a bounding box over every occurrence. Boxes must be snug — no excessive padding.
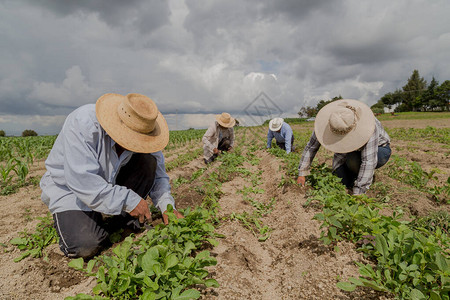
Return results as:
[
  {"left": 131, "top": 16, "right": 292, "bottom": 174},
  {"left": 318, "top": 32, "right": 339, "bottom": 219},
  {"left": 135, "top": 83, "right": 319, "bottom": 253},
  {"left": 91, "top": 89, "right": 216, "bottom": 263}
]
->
[
  {"left": 216, "top": 112, "right": 235, "bottom": 128},
  {"left": 269, "top": 118, "right": 284, "bottom": 131},
  {"left": 314, "top": 99, "right": 375, "bottom": 153},
  {"left": 96, "top": 93, "right": 169, "bottom": 153}
]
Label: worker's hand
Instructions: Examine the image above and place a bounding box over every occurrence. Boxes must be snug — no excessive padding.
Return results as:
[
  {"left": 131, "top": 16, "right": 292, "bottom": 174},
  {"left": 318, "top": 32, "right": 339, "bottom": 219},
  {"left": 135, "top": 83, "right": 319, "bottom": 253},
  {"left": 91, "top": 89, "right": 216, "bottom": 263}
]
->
[
  {"left": 228, "top": 146, "right": 234, "bottom": 153},
  {"left": 129, "top": 199, "right": 151, "bottom": 224},
  {"left": 213, "top": 148, "right": 219, "bottom": 154},
  {"left": 297, "top": 176, "right": 306, "bottom": 186},
  {"left": 162, "top": 209, "right": 185, "bottom": 225}
]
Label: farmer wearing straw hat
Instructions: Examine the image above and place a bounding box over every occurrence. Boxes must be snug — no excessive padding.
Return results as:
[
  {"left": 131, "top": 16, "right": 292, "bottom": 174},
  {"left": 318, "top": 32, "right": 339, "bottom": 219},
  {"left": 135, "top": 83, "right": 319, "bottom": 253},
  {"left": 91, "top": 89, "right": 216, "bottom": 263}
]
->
[
  {"left": 40, "top": 93, "right": 184, "bottom": 258},
  {"left": 267, "top": 118, "right": 295, "bottom": 154},
  {"left": 202, "top": 112, "right": 236, "bottom": 164},
  {"left": 297, "top": 99, "right": 391, "bottom": 195}
]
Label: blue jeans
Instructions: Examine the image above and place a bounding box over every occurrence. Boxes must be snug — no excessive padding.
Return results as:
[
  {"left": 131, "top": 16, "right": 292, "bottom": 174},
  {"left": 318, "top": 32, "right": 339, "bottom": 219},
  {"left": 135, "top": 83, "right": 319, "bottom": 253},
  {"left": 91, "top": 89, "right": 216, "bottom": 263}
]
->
[{"left": 334, "top": 144, "right": 391, "bottom": 190}]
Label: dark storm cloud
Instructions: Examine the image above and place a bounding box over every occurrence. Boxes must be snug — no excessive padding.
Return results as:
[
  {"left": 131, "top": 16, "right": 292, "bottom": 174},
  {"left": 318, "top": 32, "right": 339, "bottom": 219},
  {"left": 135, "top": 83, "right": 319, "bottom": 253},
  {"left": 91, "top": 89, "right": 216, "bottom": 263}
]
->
[
  {"left": 0, "top": 96, "right": 75, "bottom": 116},
  {"left": 24, "top": 0, "right": 171, "bottom": 33},
  {"left": 0, "top": 0, "right": 449, "bottom": 135},
  {"left": 260, "top": 0, "right": 337, "bottom": 20}
]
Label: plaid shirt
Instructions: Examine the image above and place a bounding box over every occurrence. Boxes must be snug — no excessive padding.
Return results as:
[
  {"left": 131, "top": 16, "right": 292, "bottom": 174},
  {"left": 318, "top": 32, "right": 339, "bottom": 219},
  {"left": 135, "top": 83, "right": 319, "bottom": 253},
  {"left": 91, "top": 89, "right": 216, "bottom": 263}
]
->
[{"left": 298, "top": 118, "right": 390, "bottom": 194}]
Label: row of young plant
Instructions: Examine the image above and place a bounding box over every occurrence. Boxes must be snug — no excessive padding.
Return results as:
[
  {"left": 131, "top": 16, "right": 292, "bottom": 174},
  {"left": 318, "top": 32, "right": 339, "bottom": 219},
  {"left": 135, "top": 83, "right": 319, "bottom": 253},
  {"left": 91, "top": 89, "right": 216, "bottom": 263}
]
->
[
  {"left": 1, "top": 129, "right": 206, "bottom": 194},
  {"left": 385, "top": 155, "right": 449, "bottom": 204},
  {"left": 0, "top": 136, "right": 56, "bottom": 195},
  {"left": 0, "top": 135, "right": 56, "bottom": 162},
  {"left": 306, "top": 165, "right": 449, "bottom": 300},
  {"left": 165, "top": 148, "right": 203, "bottom": 172},
  {"left": 385, "top": 126, "right": 450, "bottom": 145},
  {"left": 165, "top": 129, "right": 206, "bottom": 151},
  {"left": 230, "top": 130, "right": 283, "bottom": 241},
  {"left": 266, "top": 133, "right": 449, "bottom": 299},
  {"left": 64, "top": 135, "right": 259, "bottom": 299},
  {"left": 67, "top": 207, "right": 220, "bottom": 300}
]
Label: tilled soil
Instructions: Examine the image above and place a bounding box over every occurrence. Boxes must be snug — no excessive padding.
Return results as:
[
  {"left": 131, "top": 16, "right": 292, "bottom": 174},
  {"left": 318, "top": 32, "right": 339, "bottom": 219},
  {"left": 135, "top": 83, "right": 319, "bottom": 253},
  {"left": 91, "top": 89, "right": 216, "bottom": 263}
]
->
[{"left": 0, "top": 118, "right": 448, "bottom": 299}]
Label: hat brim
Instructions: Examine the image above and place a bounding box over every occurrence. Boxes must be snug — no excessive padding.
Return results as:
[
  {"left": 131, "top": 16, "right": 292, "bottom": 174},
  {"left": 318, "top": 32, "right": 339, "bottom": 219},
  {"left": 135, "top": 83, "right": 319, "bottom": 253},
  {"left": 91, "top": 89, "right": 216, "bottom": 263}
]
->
[
  {"left": 216, "top": 114, "right": 235, "bottom": 128},
  {"left": 269, "top": 118, "right": 284, "bottom": 131},
  {"left": 314, "top": 99, "right": 375, "bottom": 153},
  {"left": 96, "top": 93, "right": 169, "bottom": 153},
  {"left": 269, "top": 123, "right": 282, "bottom": 131}
]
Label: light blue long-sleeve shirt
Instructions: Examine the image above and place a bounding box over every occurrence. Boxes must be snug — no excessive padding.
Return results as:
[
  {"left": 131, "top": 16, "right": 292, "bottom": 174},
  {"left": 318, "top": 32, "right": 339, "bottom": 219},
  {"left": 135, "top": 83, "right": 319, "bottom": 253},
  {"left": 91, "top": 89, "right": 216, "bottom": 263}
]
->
[
  {"left": 266, "top": 122, "right": 294, "bottom": 153},
  {"left": 40, "top": 104, "right": 175, "bottom": 215}
]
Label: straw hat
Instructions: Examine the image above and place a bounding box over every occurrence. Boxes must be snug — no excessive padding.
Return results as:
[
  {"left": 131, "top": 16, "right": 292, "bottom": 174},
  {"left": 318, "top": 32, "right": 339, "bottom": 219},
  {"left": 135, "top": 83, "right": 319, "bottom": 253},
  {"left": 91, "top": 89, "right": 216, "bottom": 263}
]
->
[
  {"left": 314, "top": 99, "right": 375, "bottom": 153},
  {"left": 269, "top": 118, "right": 284, "bottom": 131},
  {"left": 96, "top": 93, "right": 169, "bottom": 153},
  {"left": 216, "top": 112, "right": 235, "bottom": 128}
]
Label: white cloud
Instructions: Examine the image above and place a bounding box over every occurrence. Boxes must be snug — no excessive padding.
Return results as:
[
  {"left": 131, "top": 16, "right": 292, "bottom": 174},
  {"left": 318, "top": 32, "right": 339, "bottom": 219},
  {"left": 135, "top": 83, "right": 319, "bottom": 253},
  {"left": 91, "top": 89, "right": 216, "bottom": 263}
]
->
[{"left": 29, "top": 66, "right": 94, "bottom": 106}]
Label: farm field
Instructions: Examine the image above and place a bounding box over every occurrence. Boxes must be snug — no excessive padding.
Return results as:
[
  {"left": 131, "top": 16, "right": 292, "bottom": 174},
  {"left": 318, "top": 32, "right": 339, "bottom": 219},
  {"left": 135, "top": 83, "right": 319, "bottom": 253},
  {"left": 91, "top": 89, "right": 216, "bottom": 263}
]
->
[{"left": 0, "top": 114, "right": 449, "bottom": 300}]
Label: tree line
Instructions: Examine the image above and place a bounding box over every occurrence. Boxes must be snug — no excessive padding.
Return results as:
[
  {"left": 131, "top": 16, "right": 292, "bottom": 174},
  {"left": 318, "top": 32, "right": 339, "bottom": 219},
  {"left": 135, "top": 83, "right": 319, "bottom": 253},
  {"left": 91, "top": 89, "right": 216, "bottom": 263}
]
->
[
  {"left": 298, "top": 70, "right": 449, "bottom": 118},
  {"left": 0, "top": 130, "right": 38, "bottom": 137}
]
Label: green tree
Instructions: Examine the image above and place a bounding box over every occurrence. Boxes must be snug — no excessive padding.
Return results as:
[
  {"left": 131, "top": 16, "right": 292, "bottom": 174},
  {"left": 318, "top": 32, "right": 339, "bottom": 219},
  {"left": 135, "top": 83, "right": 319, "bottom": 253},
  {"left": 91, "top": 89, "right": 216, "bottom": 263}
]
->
[
  {"left": 298, "top": 96, "right": 343, "bottom": 118},
  {"left": 370, "top": 100, "right": 384, "bottom": 114},
  {"left": 298, "top": 106, "right": 317, "bottom": 118},
  {"left": 381, "top": 89, "right": 403, "bottom": 110},
  {"left": 22, "top": 129, "right": 38, "bottom": 137},
  {"left": 420, "top": 77, "right": 439, "bottom": 111},
  {"left": 402, "top": 69, "right": 427, "bottom": 111},
  {"left": 317, "top": 95, "right": 343, "bottom": 112},
  {"left": 0, "top": 130, "right": 5, "bottom": 137},
  {"left": 436, "top": 80, "right": 450, "bottom": 111}
]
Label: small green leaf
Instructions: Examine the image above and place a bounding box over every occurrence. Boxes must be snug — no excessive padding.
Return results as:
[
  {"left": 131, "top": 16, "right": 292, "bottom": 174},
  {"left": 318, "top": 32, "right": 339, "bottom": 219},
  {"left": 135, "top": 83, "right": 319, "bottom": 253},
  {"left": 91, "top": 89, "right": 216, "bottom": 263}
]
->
[
  {"left": 92, "top": 284, "right": 103, "bottom": 295},
  {"left": 206, "top": 238, "right": 219, "bottom": 247},
  {"left": 195, "top": 251, "right": 210, "bottom": 260},
  {"left": 429, "top": 291, "right": 442, "bottom": 300},
  {"left": 68, "top": 257, "right": 84, "bottom": 270},
  {"left": 172, "top": 289, "right": 201, "bottom": 300},
  {"left": 204, "top": 278, "right": 219, "bottom": 288},
  {"left": 143, "top": 277, "right": 159, "bottom": 291},
  {"left": 10, "top": 237, "right": 27, "bottom": 245},
  {"left": 410, "top": 288, "right": 426, "bottom": 300},
  {"left": 140, "top": 289, "right": 156, "bottom": 300},
  {"left": 165, "top": 253, "right": 179, "bottom": 270},
  {"left": 435, "top": 252, "right": 448, "bottom": 271},
  {"left": 13, "top": 251, "right": 31, "bottom": 262},
  {"left": 336, "top": 281, "right": 356, "bottom": 292},
  {"left": 152, "top": 263, "right": 162, "bottom": 276},
  {"left": 86, "top": 259, "right": 96, "bottom": 273},
  {"left": 374, "top": 235, "right": 388, "bottom": 261},
  {"left": 348, "top": 277, "right": 363, "bottom": 286}
]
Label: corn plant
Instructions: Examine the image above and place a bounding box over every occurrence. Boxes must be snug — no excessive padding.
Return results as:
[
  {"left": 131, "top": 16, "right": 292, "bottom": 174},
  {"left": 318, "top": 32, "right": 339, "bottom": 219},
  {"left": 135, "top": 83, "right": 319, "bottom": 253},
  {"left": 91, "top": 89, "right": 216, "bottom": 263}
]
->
[
  {"left": 0, "top": 158, "right": 16, "bottom": 186},
  {"left": 13, "top": 159, "right": 29, "bottom": 184}
]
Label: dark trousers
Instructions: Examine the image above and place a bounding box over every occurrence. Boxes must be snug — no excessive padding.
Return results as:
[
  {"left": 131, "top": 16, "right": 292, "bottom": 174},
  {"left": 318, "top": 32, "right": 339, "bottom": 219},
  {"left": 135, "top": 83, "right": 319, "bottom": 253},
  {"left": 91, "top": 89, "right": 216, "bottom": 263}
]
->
[
  {"left": 205, "top": 137, "right": 232, "bottom": 164},
  {"left": 276, "top": 135, "right": 295, "bottom": 152},
  {"left": 53, "top": 153, "right": 157, "bottom": 258},
  {"left": 218, "top": 137, "right": 232, "bottom": 151},
  {"left": 334, "top": 144, "right": 391, "bottom": 190}
]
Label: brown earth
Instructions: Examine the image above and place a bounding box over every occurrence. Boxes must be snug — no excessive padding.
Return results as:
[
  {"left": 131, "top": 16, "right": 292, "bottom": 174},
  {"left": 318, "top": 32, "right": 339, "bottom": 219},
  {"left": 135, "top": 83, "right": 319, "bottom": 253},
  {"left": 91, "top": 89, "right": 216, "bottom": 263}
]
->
[{"left": 0, "top": 118, "right": 448, "bottom": 300}]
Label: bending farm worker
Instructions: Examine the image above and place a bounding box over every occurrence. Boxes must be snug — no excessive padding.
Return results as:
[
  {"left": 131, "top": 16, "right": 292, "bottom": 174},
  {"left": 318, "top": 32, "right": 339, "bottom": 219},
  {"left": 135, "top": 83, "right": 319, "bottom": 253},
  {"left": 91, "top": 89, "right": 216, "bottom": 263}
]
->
[
  {"left": 297, "top": 99, "right": 391, "bottom": 195},
  {"left": 202, "top": 112, "right": 236, "bottom": 164},
  {"left": 267, "top": 117, "right": 295, "bottom": 154},
  {"left": 40, "top": 93, "right": 184, "bottom": 258}
]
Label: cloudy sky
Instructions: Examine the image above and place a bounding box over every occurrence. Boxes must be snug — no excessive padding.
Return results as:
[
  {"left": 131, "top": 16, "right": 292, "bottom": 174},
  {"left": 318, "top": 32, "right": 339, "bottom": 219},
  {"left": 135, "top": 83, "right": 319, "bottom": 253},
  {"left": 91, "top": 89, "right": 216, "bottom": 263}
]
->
[{"left": 1, "top": 0, "right": 449, "bottom": 135}]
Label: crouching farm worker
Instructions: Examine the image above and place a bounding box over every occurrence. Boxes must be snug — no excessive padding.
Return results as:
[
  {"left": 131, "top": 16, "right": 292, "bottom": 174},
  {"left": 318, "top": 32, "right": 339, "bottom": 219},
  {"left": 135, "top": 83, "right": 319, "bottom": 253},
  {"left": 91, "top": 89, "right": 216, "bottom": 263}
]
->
[
  {"left": 297, "top": 99, "right": 391, "bottom": 195},
  {"left": 202, "top": 112, "right": 236, "bottom": 164},
  {"left": 40, "top": 93, "right": 184, "bottom": 258},
  {"left": 266, "top": 118, "right": 295, "bottom": 154}
]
